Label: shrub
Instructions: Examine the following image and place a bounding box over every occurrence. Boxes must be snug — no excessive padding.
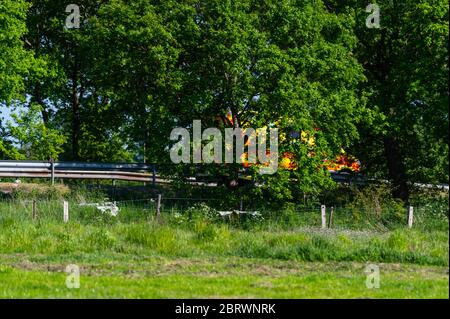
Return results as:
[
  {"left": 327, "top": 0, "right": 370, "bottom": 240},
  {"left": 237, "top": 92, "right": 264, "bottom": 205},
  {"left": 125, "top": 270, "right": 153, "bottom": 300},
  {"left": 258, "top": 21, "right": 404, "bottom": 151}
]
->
[
  {"left": 347, "top": 184, "right": 407, "bottom": 228},
  {"left": 185, "top": 203, "right": 220, "bottom": 222}
]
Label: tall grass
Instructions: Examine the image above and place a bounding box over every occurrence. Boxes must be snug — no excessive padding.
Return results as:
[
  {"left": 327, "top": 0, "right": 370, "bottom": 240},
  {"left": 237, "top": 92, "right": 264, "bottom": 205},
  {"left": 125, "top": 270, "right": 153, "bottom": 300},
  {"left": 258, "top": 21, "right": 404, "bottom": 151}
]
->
[
  {"left": 0, "top": 193, "right": 447, "bottom": 231},
  {"left": 0, "top": 211, "right": 447, "bottom": 266},
  {"left": 0, "top": 183, "right": 447, "bottom": 267}
]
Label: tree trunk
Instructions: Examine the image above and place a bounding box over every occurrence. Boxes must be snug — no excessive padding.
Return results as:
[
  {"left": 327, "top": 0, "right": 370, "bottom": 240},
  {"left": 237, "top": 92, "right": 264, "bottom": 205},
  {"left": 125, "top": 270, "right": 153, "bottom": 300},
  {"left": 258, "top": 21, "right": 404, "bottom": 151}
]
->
[
  {"left": 71, "top": 66, "right": 80, "bottom": 160},
  {"left": 383, "top": 135, "right": 409, "bottom": 203},
  {"left": 33, "top": 86, "right": 49, "bottom": 125}
]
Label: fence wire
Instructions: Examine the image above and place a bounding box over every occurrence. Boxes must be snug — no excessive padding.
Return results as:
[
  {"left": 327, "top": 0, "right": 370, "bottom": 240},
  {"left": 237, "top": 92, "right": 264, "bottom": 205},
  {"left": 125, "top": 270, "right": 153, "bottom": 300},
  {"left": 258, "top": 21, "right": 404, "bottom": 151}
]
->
[{"left": 0, "top": 195, "right": 447, "bottom": 231}]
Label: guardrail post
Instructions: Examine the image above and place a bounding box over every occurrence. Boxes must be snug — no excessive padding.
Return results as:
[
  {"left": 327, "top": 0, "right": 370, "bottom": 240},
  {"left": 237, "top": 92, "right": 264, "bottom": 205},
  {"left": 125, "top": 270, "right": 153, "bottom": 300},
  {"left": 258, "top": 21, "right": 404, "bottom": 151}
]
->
[
  {"left": 152, "top": 165, "right": 156, "bottom": 187},
  {"left": 51, "top": 161, "right": 55, "bottom": 186}
]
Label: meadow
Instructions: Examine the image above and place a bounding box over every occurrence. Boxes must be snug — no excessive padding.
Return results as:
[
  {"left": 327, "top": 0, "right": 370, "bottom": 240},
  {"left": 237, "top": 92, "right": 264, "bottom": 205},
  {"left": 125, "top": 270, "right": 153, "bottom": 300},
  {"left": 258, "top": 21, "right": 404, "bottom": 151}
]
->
[{"left": 0, "top": 184, "right": 448, "bottom": 299}]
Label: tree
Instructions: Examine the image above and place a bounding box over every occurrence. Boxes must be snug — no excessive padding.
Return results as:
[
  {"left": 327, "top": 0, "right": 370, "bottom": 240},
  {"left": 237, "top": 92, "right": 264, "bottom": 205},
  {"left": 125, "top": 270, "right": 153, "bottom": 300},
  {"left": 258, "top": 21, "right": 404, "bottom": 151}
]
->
[
  {"left": 325, "top": 0, "right": 449, "bottom": 202},
  {"left": 6, "top": 104, "right": 66, "bottom": 160},
  {"left": 87, "top": 0, "right": 183, "bottom": 163},
  {"left": 88, "top": 0, "right": 368, "bottom": 201},
  {"left": 0, "top": 0, "right": 37, "bottom": 102},
  {"left": 0, "top": 0, "right": 47, "bottom": 159},
  {"left": 9, "top": 0, "right": 135, "bottom": 162}
]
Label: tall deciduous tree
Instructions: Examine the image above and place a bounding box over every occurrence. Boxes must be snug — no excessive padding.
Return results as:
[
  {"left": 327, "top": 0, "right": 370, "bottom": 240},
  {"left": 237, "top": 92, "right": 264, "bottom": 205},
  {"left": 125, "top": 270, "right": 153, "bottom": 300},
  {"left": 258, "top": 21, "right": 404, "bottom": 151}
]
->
[
  {"left": 325, "top": 0, "right": 449, "bottom": 202},
  {"left": 0, "top": 0, "right": 44, "bottom": 159},
  {"left": 0, "top": 0, "right": 34, "bottom": 101},
  {"left": 7, "top": 104, "right": 67, "bottom": 160},
  {"left": 17, "top": 0, "right": 134, "bottom": 162},
  {"left": 90, "top": 0, "right": 368, "bottom": 200}
]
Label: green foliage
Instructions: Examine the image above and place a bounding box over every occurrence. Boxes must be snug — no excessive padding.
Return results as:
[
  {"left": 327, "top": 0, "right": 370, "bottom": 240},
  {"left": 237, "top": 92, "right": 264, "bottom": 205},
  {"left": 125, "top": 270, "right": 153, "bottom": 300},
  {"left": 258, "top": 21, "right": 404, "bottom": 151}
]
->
[
  {"left": 346, "top": 184, "right": 406, "bottom": 228},
  {"left": 0, "top": 0, "right": 447, "bottom": 206},
  {"left": 185, "top": 202, "right": 219, "bottom": 222},
  {"left": 3, "top": 0, "right": 367, "bottom": 194},
  {"left": 0, "top": 0, "right": 33, "bottom": 101},
  {"left": 327, "top": 0, "right": 449, "bottom": 186},
  {"left": 0, "top": 139, "right": 23, "bottom": 160},
  {"left": 7, "top": 104, "right": 67, "bottom": 160}
]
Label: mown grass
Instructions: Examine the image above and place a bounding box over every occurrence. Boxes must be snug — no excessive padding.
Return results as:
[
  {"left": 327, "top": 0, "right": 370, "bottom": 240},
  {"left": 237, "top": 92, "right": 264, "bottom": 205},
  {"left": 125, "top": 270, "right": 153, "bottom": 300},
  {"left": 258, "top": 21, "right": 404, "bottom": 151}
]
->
[{"left": 0, "top": 257, "right": 448, "bottom": 298}]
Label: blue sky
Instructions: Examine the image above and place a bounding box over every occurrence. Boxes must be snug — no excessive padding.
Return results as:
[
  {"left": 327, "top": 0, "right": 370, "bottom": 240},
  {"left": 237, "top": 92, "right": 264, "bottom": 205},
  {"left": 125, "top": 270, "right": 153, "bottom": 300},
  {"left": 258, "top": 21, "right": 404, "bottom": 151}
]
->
[{"left": 0, "top": 105, "right": 14, "bottom": 126}]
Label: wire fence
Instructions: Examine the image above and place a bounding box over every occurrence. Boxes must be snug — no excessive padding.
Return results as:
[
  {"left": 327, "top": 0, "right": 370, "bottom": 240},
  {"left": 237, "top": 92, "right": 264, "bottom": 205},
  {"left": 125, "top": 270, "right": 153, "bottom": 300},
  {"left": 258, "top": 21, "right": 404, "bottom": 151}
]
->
[{"left": 0, "top": 195, "right": 447, "bottom": 231}]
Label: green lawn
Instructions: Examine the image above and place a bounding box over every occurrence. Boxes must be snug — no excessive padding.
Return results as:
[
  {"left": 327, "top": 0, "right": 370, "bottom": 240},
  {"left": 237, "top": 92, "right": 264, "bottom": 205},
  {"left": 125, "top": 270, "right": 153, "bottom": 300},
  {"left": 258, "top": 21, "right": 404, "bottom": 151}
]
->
[{"left": 0, "top": 256, "right": 448, "bottom": 298}]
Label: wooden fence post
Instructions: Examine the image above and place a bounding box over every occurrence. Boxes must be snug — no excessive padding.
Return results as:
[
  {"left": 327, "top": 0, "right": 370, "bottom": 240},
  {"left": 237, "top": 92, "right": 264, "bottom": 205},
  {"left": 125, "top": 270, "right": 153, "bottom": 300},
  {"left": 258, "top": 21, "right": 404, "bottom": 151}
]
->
[
  {"left": 408, "top": 206, "right": 414, "bottom": 228},
  {"left": 63, "top": 201, "right": 69, "bottom": 223},
  {"left": 32, "top": 200, "right": 37, "bottom": 220},
  {"left": 156, "top": 194, "right": 162, "bottom": 218},
  {"left": 328, "top": 206, "right": 334, "bottom": 228},
  {"left": 321, "top": 205, "right": 326, "bottom": 229}
]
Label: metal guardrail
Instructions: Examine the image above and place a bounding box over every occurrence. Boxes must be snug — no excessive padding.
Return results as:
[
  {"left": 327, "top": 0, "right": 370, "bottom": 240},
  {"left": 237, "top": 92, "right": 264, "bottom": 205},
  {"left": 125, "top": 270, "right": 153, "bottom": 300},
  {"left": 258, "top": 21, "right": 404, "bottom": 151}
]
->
[
  {"left": 0, "top": 161, "right": 157, "bottom": 184},
  {"left": 0, "top": 160, "right": 448, "bottom": 190},
  {"left": 0, "top": 160, "right": 154, "bottom": 170}
]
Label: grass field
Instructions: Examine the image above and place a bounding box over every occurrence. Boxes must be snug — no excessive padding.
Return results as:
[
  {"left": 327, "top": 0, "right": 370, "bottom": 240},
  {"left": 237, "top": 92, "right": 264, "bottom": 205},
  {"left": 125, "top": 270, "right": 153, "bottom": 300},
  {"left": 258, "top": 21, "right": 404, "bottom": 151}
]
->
[
  {"left": 0, "top": 257, "right": 447, "bottom": 298},
  {"left": 0, "top": 187, "right": 448, "bottom": 299},
  {"left": 0, "top": 205, "right": 448, "bottom": 298}
]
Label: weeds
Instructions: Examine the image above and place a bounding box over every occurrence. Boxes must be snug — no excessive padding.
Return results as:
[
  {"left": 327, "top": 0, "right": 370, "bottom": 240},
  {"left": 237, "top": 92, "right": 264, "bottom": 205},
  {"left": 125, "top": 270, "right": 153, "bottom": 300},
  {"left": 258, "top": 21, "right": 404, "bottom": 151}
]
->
[{"left": 0, "top": 185, "right": 447, "bottom": 267}]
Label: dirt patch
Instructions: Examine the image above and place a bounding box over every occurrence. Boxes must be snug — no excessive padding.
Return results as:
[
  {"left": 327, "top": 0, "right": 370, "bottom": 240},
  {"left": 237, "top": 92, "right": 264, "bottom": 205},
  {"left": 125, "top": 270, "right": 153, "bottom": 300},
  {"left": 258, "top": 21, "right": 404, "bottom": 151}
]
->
[
  {"left": 0, "top": 182, "right": 70, "bottom": 197},
  {"left": 4, "top": 255, "right": 449, "bottom": 281}
]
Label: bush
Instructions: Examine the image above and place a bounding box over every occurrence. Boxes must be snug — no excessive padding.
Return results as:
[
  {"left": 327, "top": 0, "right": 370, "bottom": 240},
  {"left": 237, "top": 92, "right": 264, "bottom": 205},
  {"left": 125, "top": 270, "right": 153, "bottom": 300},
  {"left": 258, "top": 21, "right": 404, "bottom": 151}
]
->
[
  {"left": 346, "top": 184, "right": 407, "bottom": 228},
  {"left": 185, "top": 203, "right": 219, "bottom": 222}
]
